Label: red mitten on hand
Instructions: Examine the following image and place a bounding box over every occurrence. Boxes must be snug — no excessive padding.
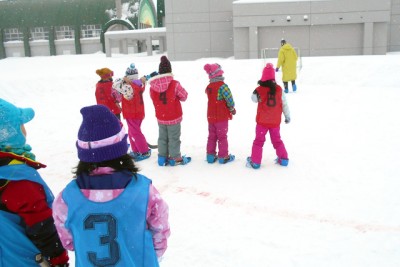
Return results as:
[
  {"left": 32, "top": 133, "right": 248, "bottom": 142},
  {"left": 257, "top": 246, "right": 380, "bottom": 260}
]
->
[{"left": 48, "top": 250, "right": 69, "bottom": 267}]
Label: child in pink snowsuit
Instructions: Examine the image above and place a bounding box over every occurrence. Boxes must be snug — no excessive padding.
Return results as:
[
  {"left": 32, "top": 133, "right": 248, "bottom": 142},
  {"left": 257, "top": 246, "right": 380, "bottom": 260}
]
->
[{"left": 247, "top": 63, "right": 291, "bottom": 169}]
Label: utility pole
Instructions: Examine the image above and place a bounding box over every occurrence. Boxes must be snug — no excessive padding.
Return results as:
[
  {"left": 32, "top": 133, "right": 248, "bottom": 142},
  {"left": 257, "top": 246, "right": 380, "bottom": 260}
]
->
[{"left": 115, "top": 0, "right": 122, "bottom": 19}]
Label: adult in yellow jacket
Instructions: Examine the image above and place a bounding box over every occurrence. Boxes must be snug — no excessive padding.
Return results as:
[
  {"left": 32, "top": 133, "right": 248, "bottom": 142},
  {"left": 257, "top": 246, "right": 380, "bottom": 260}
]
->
[{"left": 276, "top": 39, "right": 298, "bottom": 93}]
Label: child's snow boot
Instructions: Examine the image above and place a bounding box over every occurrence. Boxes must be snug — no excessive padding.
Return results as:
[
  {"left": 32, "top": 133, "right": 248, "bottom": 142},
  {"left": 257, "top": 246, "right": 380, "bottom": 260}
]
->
[
  {"left": 218, "top": 154, "right": 235, "bottom": 164},
  {"left": 158, "top": 155, "right": 168, "bottom": 166},
  {"left": 246, "top": 157, "right": 260, "bottom": 169},
  {"left": 134, "top": 150, "right": 151, "bottom": 162},
  {"left": 169, "top": 155, "right": 191, "bottom": 166},
  {"left": 275, "top": 157, "right": 289, "bottom": 166},
  {"left": 206, "top": 154, "right": 217, "bottom": 163}
]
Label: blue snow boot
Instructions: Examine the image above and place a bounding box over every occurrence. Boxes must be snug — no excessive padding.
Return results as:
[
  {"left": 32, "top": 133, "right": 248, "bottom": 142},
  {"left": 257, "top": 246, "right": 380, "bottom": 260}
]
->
[
  {"left": 218, "top": 154, "right": 235, "bottom": 164},
  {"left": 158, "top": 155, "right": 168, "bottom": 166},
  {"left": 169, "top": 155, "right": 191, "bottom": 166},
  {"left": 207, "top": 154, "right": 217, "bottom": 163},
  {"left": 135, "top": 150, "right": 151, "bottom": 161},
  {"left": 292, "top": 84, "right": 297, "bottom": 92},
  {"left": 275, "top": 157, "right": 289, "bottom": 166},
  {"left": 246, "top": 157, "right": 260, "bottom": 169},
  {"left": 284, "top": 88, "right": 289, "bottom": 94}
]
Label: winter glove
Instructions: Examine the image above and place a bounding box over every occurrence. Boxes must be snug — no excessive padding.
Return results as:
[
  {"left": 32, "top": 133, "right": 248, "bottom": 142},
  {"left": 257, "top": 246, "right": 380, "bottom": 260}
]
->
[
  {"left": 48, "top": 250, "right": 69, "bottom": 267},
  {"left": 230, "top": 107, "right": 236, "bottom": 115},
  {"left": 275, "top": 68, "right": 279, "bottom": 72},
  {"left": 285, "top": 117, "right": 290, "bottom": 124},
  {"left": 145, "top": 71, "right": 159, "bottom": 80}
]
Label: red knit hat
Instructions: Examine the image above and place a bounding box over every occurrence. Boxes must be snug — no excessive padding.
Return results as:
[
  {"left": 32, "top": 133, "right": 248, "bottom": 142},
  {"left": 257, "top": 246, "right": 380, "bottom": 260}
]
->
[{"left": 260, "top": 63, "right": 275, "bottom": 81}]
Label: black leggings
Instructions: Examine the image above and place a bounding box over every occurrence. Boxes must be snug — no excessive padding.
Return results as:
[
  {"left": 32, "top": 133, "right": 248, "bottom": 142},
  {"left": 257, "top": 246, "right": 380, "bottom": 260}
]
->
[{"left": 283, "top": 81, "right": 296, "bottom": 90}]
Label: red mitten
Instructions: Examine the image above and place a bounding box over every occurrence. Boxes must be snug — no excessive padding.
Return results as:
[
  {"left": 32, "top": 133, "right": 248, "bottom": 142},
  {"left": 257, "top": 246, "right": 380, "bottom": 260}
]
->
[{"left": 48, "top": 250, "right": 69, "bottom": 267}]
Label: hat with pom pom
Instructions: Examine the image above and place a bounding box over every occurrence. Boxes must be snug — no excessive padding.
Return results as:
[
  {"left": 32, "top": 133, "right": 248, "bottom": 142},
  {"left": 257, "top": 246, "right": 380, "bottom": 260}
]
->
[
  {"left": 204, "top": 63, "right": 224, "bottom": 79},
  {"left": 159, "top": 56, "right": 172, "bottom": 74},
  {"left": 125, "top": 63, "right": 139, "bottom": 80},
  {"left": 260, "top": 63, "right": 275, "bottom": 81},
  {"left": 96, "top": 68, "right": 114, "bottom": 80},
  {"left": 0, "top": 98, "right": 35, "bottom": 149},
  {"left": 76, "top": 104, "right": 128, "bottom": 163}
]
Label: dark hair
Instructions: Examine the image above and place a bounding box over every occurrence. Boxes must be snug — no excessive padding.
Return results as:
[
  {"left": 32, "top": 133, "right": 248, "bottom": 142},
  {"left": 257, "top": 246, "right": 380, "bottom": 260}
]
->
[
  {"left": 258, "top": 80, "right": 277, "bottom": 95},
  {"left": 73, "top": 154, "right": 139, "bottom": 176}
]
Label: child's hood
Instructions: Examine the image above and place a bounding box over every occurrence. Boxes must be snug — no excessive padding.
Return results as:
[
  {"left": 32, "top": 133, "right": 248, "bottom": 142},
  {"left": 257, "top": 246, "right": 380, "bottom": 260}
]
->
[{"left": 149, "top": 73, "right": 174, "bottom": 93}]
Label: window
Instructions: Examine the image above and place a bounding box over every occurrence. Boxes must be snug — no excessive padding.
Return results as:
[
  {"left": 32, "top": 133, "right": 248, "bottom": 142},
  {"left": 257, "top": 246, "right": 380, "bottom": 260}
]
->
[
  {"left": 81, "top": 25, "right": 101, "bottom": 38},
  {"left": 55, "top": 26, "right": 74, "bottom": 40},
  {"left": 4, "top": 28, "right": 24, "bottom": 42},
  {"left": 30, "top": 27, "right": 49, "bottom": 41}
]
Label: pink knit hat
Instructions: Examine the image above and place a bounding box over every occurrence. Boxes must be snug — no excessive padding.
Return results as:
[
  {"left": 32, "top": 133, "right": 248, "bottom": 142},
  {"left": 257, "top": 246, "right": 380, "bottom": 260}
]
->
[
  {"left": 260, "top": 63, "right": 275, "bottom": 81},
  {"left": 204, "top": 63, "right": 224, "bottom": 79}
]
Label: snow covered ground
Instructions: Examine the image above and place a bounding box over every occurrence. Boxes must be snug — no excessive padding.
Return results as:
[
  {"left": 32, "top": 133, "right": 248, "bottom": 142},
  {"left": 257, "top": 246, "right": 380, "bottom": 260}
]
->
[{"left": 1, "top": 51, "right": 400, "bottom": 267}]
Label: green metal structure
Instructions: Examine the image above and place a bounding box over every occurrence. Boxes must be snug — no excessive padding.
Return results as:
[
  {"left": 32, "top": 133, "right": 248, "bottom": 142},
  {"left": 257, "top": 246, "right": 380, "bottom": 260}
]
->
[{"left": 0, "top": 0, "right": 165, "bottom": 59}]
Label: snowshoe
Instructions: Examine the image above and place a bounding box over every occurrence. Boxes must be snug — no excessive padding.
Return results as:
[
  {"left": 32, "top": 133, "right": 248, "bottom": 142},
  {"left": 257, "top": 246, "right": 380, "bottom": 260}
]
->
[
  {"left": 168, "top": 155, "right": 191, "bottom": 166},
  {"left": 246, "top": 157, "right": 260, "bottom": 169},
  {"left": 206, "top": 154, "right": 217, "bottom": 163},
  {"left": 218, "top": 154, "right": 235, "bottom": 164},
  {"left": 130, "top": 150, "right": 151, "bottom": 162},
  {"left": 275, "top": 157, "right": 289, "bottom": 166},
  {"left": 158, "top": 155, "right": 168, "bottom": 166}
]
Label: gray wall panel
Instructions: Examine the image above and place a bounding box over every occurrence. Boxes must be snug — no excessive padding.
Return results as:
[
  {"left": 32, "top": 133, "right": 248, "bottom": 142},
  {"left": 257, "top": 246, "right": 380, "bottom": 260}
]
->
[
  {"left": 166, "top": 0, "right": 398, "bottom": 60},
  {"left": 169, "top": 0, "right": 210, "bottom": 13},
  {"left": 233, "top": 2, "right": 311, "bottom": 16},
  {"left": 310, "top": 24, "right": 363, "bottom": 55}
]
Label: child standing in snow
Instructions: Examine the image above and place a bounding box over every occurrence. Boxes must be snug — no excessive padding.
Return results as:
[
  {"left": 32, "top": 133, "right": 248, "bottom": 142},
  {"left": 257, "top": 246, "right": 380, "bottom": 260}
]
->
[
  {"left": 203, "top": 63, "right": 236, "bottom": 164},
  {"left": 95, "top": 67, "right": 122, "bottom": 119},
  {"left": 148, "top": 56, "right": 191, "bottom": 166},
  {"left": 113, "top": 63, "right": 151, "bottom": 161},
  {"left": 0, "top": 99, "right": 69, "bottom": 267},
  {"left": 247, "top": 63, "right": 291, "bottom": 169},
  {"left": 52, "top": 104, "right": 170, "bottom": 267}
]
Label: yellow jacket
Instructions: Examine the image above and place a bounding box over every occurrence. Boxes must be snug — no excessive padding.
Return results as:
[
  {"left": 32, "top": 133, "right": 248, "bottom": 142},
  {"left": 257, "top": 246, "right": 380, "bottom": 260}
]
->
[{"left": 276, "top": 43, "right": 298, "bottom": 82}]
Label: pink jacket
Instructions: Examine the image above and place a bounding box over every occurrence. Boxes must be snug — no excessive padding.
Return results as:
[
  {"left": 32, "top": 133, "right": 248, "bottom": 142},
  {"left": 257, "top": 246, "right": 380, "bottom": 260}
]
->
[{"left": 52, "top": 170, "right": 170, "bottom": 259}]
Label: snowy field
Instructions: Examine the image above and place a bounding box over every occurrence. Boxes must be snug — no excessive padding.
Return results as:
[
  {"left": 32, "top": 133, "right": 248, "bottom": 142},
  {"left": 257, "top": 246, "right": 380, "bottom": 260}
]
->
[{"left": 1, "top": 51, "right": 400, "bottom": 267}]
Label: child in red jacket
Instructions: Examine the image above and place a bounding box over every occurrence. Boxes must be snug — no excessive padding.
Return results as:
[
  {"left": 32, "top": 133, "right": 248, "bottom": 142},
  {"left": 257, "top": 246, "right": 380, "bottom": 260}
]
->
[
  {"left": 203, "top": 63, "right": 236, "bottom": 164},
  {"left": 148, "top": 56, "right": 191, "bottom": 166},
  {"left": 113, "top": 63, "right": 151, "bottom": 161},
  {"left": 246, "top": 63, "right": 291, "bottom": 169},
  {"left": 95, "top": 67, "right": 122, "bottom": 119}
]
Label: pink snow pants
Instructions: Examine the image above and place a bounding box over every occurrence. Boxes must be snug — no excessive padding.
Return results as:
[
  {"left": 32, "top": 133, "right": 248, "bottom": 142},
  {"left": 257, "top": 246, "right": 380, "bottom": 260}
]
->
[
  {"left": 126, "top": 118, "right": 148, "bottom": 153},
  {"left": 251, "top": 124, "right": 288, "bottom": 164},
  {"left": 207, "top": 121, "right": 229, "bottom": 158}
]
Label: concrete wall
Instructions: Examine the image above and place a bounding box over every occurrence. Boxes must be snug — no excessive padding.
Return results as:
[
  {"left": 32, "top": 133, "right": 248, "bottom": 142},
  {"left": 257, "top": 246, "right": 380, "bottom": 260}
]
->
[
  {"left": 390, "top": 0, "right": 400, "bottom": 52},
  {"left": 165, "top": 0, "right": 234, "bottom": 61},
  {"left": 233, "top": 0, "right": 392, "bottom": 59}
]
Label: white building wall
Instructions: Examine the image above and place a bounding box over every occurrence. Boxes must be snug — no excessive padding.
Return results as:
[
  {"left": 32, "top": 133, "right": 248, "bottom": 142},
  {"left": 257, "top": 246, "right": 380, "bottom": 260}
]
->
[{"left": 165, "top": 0, "right": 234, "bottom": 61}]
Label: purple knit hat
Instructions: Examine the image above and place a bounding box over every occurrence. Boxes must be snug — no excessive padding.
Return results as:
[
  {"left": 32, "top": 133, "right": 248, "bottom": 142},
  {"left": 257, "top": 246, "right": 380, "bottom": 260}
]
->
[{"left": 76, "top": 105, "right": 128, "bottom": 163}]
